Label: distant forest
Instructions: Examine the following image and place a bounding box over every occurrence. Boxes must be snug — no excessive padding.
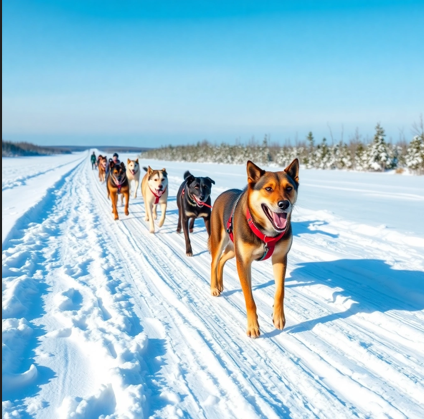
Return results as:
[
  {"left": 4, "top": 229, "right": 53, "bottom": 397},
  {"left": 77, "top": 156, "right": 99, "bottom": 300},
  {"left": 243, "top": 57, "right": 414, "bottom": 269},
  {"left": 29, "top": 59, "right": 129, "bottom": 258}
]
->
[
  {"left": 141, "top": 123, "right": 424, "bottom": 175},
  {"left": 2, "top": 140, "right": 72, "bottom": 157}
]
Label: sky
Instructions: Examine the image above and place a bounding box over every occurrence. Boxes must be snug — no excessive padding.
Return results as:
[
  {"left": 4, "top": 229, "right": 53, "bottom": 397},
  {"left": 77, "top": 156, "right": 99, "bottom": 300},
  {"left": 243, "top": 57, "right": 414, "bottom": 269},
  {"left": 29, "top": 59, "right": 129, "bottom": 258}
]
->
[{"left": 2, "top": 0, "right": 424, "bottom": 147}]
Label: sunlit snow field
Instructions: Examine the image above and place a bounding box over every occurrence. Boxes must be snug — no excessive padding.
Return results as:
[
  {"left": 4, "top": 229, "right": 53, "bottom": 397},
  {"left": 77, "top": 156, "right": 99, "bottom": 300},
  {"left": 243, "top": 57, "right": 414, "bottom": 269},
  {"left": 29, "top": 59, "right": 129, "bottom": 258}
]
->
[{"left": 2, "top": 151, "right": 424, "bottom": 419}]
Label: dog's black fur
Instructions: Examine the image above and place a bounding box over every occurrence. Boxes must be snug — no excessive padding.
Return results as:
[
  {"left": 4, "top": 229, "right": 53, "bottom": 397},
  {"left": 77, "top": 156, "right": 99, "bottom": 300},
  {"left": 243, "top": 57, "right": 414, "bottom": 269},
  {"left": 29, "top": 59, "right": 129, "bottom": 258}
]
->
[{"left": 177, "top": 171, "right": 215, "bottom": 256}]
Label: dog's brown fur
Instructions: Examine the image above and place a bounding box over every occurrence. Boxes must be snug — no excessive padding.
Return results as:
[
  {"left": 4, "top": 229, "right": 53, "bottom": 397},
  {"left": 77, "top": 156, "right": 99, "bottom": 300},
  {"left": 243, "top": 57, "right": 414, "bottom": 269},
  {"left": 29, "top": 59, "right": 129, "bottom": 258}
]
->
[
  {"left": 107, "top": 161, "right": 130, "bottom": 221},
  {"left": 209, "top": 159, "right": 299, "bottom": 338},
  {"left": 98, "top": 155, "right": 107, "bottom": 182}
]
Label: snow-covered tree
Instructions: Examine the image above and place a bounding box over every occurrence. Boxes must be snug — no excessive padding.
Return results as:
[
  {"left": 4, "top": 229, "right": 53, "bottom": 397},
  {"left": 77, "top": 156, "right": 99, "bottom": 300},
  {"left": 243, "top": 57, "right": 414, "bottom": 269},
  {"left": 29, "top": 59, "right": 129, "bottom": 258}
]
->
[
  {"left": 366, "top": 124, "right": 392, "bottom": 171},
  {"left": 405, "top": 134, "right": 424, "bottom": 174}
]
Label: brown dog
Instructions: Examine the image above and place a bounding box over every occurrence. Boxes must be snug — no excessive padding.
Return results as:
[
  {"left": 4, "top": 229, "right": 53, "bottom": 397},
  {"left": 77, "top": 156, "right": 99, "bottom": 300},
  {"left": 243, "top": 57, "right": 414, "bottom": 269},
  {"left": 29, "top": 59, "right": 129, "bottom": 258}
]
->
[
  {"left": 98, "top": 155, "right": 107, "bottom": 182},
  {"left": 107, "top": 160, "right": 130, "bottom": 220},
  {"left": 209, "top": 159, "right": 299, "bottom": 338}
]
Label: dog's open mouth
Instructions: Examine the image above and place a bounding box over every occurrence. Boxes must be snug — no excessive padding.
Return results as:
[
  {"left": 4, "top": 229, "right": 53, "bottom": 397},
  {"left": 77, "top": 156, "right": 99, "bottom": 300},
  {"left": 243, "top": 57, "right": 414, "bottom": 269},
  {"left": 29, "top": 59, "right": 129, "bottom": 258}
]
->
[
  {"left": 262, "top": 204, "right": 288, "bottom": 231},
  {"left": 191, "top": 194, "right": 205, "bottom": 207},
  {"left": 156, "top": 189, "right": 165, "bottom": 196}
]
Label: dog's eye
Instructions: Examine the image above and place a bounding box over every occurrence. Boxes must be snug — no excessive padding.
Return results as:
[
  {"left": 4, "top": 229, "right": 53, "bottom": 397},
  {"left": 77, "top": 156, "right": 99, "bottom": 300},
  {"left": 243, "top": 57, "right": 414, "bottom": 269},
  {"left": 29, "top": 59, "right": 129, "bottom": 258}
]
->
[
  {"left": 286, "top": 186, "right": 293, "bottom": 192},
  {"left": 265, "top": 187, "right": 273, "bottom": 192}
]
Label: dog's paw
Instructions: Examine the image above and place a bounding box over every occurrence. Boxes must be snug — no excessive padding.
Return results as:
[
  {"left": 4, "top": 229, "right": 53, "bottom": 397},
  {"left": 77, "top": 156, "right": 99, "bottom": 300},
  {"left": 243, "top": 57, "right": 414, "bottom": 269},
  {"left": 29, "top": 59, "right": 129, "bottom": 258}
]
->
[
  {"left": 186, "top": 249, "right": 193, "bottom": 257},
  {"left": 246, "top": 323, "right": 260, "bottom": 339},
  {"left": 114, "top": 215, "right": 119, "bottom": 221},
  {"left": 149, "top": 229, "right": 155, "bottom": 234},
  {"left": 211, "top": 287, "right": 221, "bottom": 297},
  {"left": 176, "top": 228, "right": 181, "bottom": 234},
  {"left": 125, "top": 210, "right": 129, "bottom": 216},
  {"left": 189, "top": 228, "right": 194, "bottom": 233},
  {"left": 158, "top": 219, "right": 165, "bottom": 227},
  {"left": 145, "top": 217, "right": 149, "bottom": 221},
  {"left": 272, "top": 308, "right": 286, "bottom": 330},
  {"left": 153, "top": 214, "right": 158, "bottom": 220}
]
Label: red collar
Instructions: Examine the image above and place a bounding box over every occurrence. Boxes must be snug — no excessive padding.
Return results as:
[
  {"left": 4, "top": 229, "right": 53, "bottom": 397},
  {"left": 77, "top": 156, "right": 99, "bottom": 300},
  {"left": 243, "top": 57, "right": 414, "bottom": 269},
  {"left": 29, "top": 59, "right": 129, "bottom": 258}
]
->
[
  {"left": 149, "top": 186, "right": 167, "bottom": 204},
  {"left": 227, "top": 202, "right": 286, "bottom": 261}
]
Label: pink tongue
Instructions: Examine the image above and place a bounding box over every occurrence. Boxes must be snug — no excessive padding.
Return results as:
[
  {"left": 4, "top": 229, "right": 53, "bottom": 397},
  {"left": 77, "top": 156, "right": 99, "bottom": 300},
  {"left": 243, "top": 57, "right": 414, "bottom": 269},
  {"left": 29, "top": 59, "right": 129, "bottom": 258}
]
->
[{"left": 272, "top": 212, "right": 287, "bottom": 229}]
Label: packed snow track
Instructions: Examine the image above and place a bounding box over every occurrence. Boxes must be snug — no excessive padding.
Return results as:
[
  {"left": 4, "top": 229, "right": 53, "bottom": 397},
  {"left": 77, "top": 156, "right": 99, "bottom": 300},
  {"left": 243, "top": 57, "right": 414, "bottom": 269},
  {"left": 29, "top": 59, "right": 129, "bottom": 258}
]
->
[{"left": 2, "top": 152, "right": 424, "bottom": 419}]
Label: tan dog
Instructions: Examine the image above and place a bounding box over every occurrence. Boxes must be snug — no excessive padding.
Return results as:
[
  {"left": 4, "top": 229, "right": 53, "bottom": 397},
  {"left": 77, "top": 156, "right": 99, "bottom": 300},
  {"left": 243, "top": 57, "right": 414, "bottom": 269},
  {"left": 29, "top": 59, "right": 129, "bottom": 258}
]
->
[
  {"left": 126, "top": 158, "right": 141, "bottom": 198},
  {"left": 209, "top": 159, "right": 299, "bottom": 338},
  {"left": 107, "top": 160, "right": 130, "bottom": 220},
  {"left": 141, "top": 166, "right": 169, "bottom": 233},
  {"left": 98, "top": 155, "right": 107, "bottom": 182}
]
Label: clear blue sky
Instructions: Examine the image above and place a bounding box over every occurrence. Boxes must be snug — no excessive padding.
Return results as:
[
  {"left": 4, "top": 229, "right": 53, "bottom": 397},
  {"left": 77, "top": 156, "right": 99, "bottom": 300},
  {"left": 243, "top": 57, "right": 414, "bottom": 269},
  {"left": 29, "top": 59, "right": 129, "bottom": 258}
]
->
[{"left": 2, "top": 0, "right": 424, "bottom": 147}]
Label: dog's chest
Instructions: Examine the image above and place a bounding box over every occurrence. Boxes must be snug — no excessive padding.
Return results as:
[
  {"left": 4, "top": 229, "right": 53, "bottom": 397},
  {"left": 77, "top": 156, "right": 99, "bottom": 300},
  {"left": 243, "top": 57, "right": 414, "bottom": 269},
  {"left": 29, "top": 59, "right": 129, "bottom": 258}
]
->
[{"left": 185, "top": 210, "right": 209, "bottom": 218}]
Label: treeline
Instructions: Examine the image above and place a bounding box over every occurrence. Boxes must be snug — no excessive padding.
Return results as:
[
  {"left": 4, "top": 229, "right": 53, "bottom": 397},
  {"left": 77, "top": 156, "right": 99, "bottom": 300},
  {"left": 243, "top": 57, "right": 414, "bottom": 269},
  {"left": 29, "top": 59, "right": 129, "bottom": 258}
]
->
[
  {"left": 141, "top": 123, "right": 424, "bottom": 175},
  {"left": 2, "top": 140, "right": 72, "bottom": 157}
]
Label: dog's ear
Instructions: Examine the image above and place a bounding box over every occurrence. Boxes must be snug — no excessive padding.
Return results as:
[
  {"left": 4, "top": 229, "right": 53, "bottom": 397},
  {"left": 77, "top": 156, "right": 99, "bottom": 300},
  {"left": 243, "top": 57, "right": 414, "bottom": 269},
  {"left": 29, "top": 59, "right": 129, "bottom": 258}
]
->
[
  {"left": 206, "top": 177, "right": 215, "bottom": 185},
  {"left": 246, "top": 161, "right": 265, "bottom": 184},
  {"left": 127, "top": 158, "right": 131, "bottom": 164},
  {"left": 183, "top": 171, "right": 192, "bottom": 180},
  {"left": 162, "top": 168, "right": 167, "bottom": 177},
  {"left": 120, "top": 162, "right": 126, "bottom": 170},
  {"left": 109, "top": 160, "right": 115, "bottom": 168},
  {"left": 185, "top": 174, "right": 195, "bottom": 185},
  {"left": 142, "top": 166, "right": 148, "bottom": 172},
  {"left": 135, "top": 159, "right": 139, "bottom": 164},
  {"left": 284, "top": 158, "right": 299, "bottom": 184}
]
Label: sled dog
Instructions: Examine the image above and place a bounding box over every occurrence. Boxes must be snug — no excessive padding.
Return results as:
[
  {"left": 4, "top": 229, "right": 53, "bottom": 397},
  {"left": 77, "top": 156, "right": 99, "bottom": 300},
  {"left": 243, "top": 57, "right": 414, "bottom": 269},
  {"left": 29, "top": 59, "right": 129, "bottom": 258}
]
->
[
  {"left": 209, "top": 159, "right": 299, "bottom": 338},
  {"left": 98, "top": 155, "right": 108, "bottom": 182},
  {"left": 107, "top": 160, "right": 130, "bottom": 220},
  {"left": 176, "top": 171, "right": 215, "bottom": 256},
  {"left": 141, "top": 166, "right": 169, "bottom": 233},
  {"left": 126, "top": 158, "right": 141, "bottom": 198}
]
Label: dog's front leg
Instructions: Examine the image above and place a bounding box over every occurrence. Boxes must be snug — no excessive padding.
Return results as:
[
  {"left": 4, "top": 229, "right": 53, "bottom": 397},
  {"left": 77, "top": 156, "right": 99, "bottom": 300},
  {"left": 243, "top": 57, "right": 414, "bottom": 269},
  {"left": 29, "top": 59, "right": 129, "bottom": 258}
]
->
[
  {"left": 111, "top": 192, "right": 119, "bottom": 220},
  {"left": 158, "top": 202, "right": 167, "bottom": 228},
  {"left": 153, "top": 204, "right": 158, "bottom": 220},
  {"left": 236, "top": 255, "right": 260, "bottom": 338},
  {"left": 124, "top": 192, "right": 130, "bottom": 216},
  {"left": 272, "top": 254, "right": 287, "bottom": 330},
  {"left": 182, "top": 216, "right": 193, "bottom": 256},
  {"left": 189, "top": 217, "right": 195, "bottom": 233},
  {"left": 134, "top": 180, "right": 139, "bottom": 198},
  {"left": 146, "top": 203, "right": 155, "bottom": 233}
]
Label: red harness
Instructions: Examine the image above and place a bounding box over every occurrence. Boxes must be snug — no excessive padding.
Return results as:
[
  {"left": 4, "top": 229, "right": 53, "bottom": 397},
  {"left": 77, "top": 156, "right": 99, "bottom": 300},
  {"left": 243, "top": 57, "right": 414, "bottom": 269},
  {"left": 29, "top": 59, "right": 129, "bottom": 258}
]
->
[
  {"left": 149, "top": 186, "right": 167, "bottom": 204},
  {"left": 182, "top": 187, "right": 213, "bottom": 209},
  {"left": 227, "top": 198, "right": 286, "bottom": 261}
]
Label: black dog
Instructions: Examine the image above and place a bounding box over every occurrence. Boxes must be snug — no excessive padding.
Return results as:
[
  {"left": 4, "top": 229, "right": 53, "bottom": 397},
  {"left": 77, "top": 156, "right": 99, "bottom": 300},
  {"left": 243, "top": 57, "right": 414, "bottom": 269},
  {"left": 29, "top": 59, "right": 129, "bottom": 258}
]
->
[{"left": 177, "top": 171, "right": 215, "bottom": 256}]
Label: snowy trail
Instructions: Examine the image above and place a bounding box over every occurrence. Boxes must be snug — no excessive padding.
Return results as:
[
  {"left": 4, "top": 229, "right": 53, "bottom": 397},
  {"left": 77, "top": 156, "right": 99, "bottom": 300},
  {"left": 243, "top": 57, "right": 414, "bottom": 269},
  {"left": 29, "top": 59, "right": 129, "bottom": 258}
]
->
[{"left": 2, "top": 152, "right": 424, "bottom": 418}]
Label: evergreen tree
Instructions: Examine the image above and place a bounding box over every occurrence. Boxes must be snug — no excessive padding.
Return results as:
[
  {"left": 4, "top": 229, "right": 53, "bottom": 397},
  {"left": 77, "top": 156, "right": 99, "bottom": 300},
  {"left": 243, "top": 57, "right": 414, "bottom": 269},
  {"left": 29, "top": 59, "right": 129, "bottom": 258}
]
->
[
  {"left": 367, "top": 123, "right": 392, "bottom": 171},
  {"left": 405, "top": 134, "right": 424, "bottom": 174}
]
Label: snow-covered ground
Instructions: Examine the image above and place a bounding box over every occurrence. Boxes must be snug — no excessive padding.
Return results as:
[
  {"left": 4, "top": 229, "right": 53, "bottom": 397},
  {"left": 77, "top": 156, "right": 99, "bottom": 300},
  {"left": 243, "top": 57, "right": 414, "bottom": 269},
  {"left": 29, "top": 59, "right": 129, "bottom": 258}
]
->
[{"left": 2, "top": 151, "right": 424, "bottom": 419}]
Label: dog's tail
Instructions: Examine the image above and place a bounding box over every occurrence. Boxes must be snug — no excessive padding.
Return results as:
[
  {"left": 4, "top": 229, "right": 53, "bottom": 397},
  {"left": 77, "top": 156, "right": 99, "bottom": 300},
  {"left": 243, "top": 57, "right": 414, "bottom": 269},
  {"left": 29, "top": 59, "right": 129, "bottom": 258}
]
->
[{"left": 183, "top": 171, "right": 192, "bottom": 179}]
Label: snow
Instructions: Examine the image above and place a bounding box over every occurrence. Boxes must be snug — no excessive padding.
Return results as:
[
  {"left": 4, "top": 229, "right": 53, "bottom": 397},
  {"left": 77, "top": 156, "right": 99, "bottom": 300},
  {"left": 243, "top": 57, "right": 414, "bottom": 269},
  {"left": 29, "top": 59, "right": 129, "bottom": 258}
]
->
[{"left": 2, "top": 151, "right": 424, "bottom": 418}]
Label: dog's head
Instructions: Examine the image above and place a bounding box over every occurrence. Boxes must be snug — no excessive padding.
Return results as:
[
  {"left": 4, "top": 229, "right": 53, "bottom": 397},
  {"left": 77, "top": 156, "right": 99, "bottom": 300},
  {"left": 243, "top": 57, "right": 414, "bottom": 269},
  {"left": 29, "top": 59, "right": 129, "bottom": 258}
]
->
[
  {"left": 184, "top": 171, "right": 215, "bottom": 207},
  {"left": 143, "top": 166, "right": 168, "bottom": 193},
  {"left": 98, "top": 155, "right": 107, "bottom": 168},
  {"left": 110, "top": 160, "right": 127, "bottom": 183},
  {"left": 127, "top": 158, "right": 140, "bottom": 176},
  {"left": 246, "top": 159, "right": 299, "bottom": 234}
]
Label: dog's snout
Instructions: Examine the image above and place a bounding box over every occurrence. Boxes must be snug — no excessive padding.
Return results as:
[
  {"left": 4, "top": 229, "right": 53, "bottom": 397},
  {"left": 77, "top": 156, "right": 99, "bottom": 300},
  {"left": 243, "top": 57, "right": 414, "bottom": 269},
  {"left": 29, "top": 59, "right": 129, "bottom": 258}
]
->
[
  {"left": 199, "top": 195, "right": 205, "bottom": 201},
  {"left": 278, "top": 200, "right": 290, "bottom": 210}
]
